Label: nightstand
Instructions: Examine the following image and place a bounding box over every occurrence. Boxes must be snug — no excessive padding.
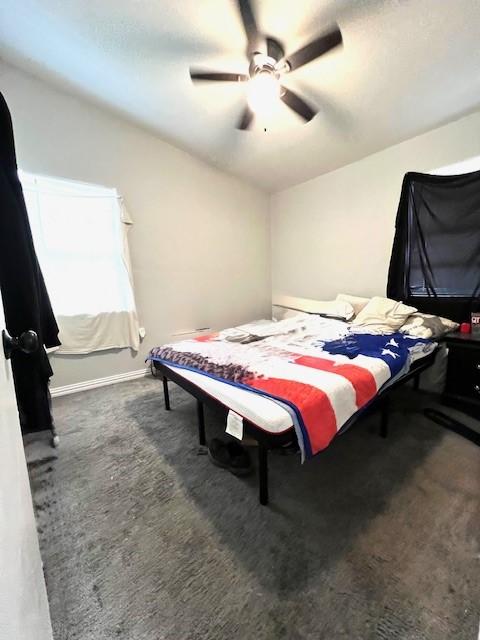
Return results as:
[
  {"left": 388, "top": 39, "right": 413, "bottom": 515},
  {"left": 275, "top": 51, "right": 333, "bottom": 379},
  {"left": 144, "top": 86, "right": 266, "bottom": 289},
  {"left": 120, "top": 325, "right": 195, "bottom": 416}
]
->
[{"left": 443, "top": 331, "right": 480, "bottom": 419}]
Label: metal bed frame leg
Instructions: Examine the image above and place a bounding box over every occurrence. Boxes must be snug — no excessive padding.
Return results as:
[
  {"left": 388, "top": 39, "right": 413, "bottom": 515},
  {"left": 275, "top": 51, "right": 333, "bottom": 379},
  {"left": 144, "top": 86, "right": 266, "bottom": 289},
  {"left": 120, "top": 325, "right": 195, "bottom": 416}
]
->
[
  {"left": 162, "top": 376, "right": 171, "bottom": 411},
  {"left": 196, "top": 400, "right": 206, "bottom": 446},
  {"left": 380, "top": 396, "right": 389, "bottom": 439},
  {"left": 258, "top": 442, "right": 269, "bottom": 506},
  {"left": 413, "top": 373, "right": 420, "bottom": 391}
]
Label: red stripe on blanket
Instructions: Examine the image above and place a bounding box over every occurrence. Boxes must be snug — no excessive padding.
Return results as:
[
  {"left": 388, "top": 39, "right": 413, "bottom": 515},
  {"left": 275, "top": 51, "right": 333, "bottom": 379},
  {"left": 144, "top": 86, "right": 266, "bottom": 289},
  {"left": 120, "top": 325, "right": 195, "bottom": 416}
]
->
[
  {"left": 194, "top": 332, "right": 219, "bottom": 342},
  {"left": 292, "top": 355, "right": 377, "bottom": 408},
  {"left": 247, "top": 376, "right": 337, "bottom": 454}
]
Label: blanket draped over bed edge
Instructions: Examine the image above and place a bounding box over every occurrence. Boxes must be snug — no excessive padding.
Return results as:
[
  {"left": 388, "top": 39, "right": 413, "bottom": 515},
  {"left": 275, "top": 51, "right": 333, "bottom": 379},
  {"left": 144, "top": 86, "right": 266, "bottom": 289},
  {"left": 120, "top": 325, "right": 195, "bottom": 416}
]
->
[{"left": 147, "top": 318, "right": 434, "bottom": 460}]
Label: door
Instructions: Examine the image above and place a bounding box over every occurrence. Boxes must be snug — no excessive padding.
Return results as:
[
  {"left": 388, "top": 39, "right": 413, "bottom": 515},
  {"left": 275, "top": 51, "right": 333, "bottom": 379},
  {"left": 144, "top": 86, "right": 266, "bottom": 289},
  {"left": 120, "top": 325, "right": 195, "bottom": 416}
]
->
[{"left": 0, "top": 295, "right": 52, "bottom": 640}]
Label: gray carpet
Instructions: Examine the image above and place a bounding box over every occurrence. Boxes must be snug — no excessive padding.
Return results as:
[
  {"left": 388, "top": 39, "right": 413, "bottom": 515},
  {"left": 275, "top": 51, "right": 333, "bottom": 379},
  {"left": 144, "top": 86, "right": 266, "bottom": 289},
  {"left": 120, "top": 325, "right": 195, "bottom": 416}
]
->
[{"left": 26, "top": 377, "right": 479, "bottom": 640}]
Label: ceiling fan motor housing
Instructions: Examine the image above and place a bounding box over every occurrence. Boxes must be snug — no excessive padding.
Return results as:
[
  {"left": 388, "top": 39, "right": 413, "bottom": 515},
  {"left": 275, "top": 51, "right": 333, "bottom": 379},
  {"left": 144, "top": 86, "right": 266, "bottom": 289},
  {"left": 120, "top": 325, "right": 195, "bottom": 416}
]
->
[
  {"left": 248, "top": 36, "right": 286, "bottom": 79},
  {"left": 249, "top": 54, "right": 279, "bottom": 80}
]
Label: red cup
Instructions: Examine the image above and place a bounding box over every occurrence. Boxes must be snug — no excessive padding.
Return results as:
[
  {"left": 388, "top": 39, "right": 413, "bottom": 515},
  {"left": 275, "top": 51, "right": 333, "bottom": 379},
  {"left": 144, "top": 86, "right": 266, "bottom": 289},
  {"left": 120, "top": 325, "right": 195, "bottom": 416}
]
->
[{"left": 460, "top": 322, "right": 471, "bottom": 333}]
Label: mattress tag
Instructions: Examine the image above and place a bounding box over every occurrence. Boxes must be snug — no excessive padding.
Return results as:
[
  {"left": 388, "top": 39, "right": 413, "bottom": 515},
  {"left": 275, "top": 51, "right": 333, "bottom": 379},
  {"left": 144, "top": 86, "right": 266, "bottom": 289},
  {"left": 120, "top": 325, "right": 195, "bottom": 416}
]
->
[{"left": 226, "top": 410, "right": 243, "bottom": 440}]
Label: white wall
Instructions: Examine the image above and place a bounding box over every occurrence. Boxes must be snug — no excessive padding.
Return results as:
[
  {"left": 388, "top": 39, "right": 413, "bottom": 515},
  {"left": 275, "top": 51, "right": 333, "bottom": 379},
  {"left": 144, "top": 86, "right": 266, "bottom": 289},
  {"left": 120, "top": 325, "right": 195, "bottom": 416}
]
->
[
  {"left": 271, "top": 110, "right": 480, "bottom": 301},
  {"left": 0, "top": 62, "right": 271, "bottom": 388},
  {"left": 0, "top": 295, "right": 52, "bottom": 640}
]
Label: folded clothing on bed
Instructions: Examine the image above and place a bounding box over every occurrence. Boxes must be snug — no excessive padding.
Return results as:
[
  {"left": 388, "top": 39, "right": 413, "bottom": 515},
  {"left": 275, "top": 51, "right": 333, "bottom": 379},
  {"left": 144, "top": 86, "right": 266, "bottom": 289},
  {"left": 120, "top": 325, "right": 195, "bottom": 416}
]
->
[
  {"left": 147, "top": 317, "right": 435, "bottom": 461},
  {"left": 398, "top": 312, "right": 459, "bottom": 338}
]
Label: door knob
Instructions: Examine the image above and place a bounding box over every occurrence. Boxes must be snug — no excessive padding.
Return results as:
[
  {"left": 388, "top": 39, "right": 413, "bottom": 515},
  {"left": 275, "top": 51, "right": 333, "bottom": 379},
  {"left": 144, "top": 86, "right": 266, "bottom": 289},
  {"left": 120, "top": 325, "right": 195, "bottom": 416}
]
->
[{"left": 2, "top": 329, "right": 39, "bottom": 360}]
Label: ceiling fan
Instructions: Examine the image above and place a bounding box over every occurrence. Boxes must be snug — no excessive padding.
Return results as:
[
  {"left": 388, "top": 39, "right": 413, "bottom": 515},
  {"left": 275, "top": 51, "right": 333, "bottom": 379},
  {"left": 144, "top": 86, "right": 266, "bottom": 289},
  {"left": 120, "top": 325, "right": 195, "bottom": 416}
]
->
[{"left": 190, "top": 0, "right": 343, "bottom": 130}]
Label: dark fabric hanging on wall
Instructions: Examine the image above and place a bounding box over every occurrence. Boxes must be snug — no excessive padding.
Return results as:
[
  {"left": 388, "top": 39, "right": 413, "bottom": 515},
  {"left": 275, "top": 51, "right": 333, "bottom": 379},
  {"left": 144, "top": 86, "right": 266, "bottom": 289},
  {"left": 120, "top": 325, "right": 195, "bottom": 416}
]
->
[
  {"left": 387, "top": 170, "right": 480, "bottom": 324},
  {"left": 0, "top": 91, "right": 60, "bottom": 433}
]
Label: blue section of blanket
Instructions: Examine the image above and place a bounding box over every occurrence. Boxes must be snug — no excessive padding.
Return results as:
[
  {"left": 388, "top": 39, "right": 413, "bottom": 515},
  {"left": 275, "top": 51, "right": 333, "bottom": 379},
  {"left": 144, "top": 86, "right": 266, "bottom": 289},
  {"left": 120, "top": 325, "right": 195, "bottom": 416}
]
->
[{"left": 320, "top": 332, "right": 430, "bottom": 377}]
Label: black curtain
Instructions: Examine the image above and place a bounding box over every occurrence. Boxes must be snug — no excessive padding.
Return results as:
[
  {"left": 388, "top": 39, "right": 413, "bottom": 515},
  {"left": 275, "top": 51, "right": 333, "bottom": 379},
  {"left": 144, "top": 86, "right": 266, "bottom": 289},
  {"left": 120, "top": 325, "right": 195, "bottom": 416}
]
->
[
  {"left": 387, "top": 170, "right": 480, "bottom": 324},
  {"left": 0, "top": 91, "right": 60, "bottom": 433}
]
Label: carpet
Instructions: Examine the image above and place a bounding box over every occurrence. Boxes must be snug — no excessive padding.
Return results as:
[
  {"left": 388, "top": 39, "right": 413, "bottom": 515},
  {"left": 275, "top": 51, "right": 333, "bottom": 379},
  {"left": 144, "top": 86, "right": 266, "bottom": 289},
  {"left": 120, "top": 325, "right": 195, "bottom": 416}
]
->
[{"left": 26, "top": 377, "right": 479, "bottom": 640}]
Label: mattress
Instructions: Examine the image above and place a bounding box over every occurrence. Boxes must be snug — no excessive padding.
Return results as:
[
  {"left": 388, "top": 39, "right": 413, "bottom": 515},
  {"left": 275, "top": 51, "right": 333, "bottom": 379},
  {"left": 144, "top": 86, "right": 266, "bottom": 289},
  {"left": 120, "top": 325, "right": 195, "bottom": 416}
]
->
[
  {"left": 162, "top": 342, "right": 433, "bottom": 436},
  {"left": 163, "top": 362, "right": 294, "bottom": 434}
]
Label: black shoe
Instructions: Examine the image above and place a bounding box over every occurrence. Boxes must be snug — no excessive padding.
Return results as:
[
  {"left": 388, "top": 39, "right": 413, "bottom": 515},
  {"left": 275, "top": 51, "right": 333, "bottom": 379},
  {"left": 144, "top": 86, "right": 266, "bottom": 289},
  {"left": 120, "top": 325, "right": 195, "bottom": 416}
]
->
[{"left": 207, "top": 438, "right": 252, "bottom": 476}]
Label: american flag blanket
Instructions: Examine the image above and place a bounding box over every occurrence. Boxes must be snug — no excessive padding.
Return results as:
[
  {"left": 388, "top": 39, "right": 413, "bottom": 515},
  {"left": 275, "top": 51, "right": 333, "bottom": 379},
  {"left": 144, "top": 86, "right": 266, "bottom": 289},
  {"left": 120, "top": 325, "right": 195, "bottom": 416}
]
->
[{"left": 147, "top": 317, "right": 435, "bottom": 460}]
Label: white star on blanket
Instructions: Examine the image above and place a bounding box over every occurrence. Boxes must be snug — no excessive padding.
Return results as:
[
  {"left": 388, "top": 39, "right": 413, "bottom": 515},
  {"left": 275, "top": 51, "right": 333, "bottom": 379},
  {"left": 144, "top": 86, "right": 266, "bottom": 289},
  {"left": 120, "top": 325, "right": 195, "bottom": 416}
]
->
[{"left": 381, "top": 348, "right": 400, "bottom": 358}]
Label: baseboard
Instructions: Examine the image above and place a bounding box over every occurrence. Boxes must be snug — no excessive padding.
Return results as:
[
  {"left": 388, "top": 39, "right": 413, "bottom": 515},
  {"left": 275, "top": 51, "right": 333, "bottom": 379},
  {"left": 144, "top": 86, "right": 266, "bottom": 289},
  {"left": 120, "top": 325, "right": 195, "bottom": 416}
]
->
[{"left": 50, "top": 368, "right": 150, "bottom": 398}]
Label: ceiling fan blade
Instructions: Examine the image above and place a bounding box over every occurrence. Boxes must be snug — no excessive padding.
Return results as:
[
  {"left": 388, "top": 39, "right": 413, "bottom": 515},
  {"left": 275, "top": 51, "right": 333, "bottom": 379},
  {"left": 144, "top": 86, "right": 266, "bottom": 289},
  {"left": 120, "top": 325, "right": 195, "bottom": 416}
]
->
[
  {"left": 237, "top": 0, "right": 260, "bottom": 51},
  {"left": 285, "top": 25, "right": 342, "bottom": 72},
  {"left": 266, "top": 37, "right": 285, "bottom": 63},
  {"left": 237, "top": 105, "right": 254, "bottom": 130},
  {"left": 280, "top": 87, "right": 317, "bottom": 122},
  {"left": 190, "top": 70, "right": 249, "bottom": 82}
]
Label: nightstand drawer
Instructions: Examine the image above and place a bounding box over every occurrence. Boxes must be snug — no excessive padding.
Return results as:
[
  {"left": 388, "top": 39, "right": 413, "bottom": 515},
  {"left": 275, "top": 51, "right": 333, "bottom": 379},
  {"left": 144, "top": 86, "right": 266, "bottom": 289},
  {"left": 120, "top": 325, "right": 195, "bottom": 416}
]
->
[{"left": 446, "top": 345, "right": 480, "bottom": 401}]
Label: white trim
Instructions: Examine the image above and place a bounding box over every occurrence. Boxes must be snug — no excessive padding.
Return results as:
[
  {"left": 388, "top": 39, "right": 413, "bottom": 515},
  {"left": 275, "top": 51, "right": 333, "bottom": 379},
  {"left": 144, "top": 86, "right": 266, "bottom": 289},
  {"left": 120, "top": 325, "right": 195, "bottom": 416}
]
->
[{"left": 50, "top": 368, "right": 149, "bottom": 398}]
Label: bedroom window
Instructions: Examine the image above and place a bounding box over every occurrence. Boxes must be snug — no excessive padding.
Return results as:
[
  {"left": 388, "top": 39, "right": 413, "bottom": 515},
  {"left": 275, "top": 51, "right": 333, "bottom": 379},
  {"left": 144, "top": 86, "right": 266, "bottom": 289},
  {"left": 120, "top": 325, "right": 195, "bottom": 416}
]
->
[
  {"left": 387, "top": 167, "right": 480, "bottom": 322},
  {"left": 20, "top": 171, "right": 140, "bottom": 354},
  {"left": 407, "top": 156, "right": 480, "bottom": 299},
  {"left": 432, "top": 154, "right": 480, "bottom": 176}
]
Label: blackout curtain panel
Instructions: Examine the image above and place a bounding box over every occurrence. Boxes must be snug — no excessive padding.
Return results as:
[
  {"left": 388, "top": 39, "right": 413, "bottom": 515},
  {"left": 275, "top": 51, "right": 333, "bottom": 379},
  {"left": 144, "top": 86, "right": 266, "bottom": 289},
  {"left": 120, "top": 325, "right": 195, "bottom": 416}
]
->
[
  {"left": 0, "top": 92, "right": 60, "bottom": 433},
  {"left": 387, "top": 170, "right": 480, "bottom": 323}
]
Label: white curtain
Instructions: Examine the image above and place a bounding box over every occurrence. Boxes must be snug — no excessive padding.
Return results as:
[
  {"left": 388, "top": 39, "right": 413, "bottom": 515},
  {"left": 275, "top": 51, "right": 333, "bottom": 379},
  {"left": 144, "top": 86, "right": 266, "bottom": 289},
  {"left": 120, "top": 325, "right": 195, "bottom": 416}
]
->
[{"left": 20, "top": 171, "right": 140, "bottom": 354}]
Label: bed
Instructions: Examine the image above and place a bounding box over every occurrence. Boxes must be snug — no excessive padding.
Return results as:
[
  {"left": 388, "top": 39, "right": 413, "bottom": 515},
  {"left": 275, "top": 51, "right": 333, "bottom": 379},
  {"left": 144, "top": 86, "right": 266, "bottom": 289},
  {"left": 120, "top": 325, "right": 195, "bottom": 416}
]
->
[{"left": 148, "top": 315, "right": 438, "bottom": 505}]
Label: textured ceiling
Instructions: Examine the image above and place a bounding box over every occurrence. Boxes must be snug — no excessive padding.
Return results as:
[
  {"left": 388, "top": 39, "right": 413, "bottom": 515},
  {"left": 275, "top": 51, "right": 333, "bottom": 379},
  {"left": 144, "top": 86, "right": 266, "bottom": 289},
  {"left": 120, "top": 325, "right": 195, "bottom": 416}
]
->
[{"left": 1, "top": 0, "right": 480, "bottom": 191}]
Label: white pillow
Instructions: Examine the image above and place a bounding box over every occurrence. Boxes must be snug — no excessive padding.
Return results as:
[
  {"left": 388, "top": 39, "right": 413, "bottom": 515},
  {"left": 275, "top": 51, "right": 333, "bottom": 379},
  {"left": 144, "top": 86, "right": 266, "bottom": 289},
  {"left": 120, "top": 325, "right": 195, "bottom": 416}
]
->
[
  {"left": 352, "top": 296, "right": 417, "bottom": 333},
  {"left": 399, "top": 312, "right": 459, "bottom": 339},
  {"left": 336, "top": 293, "right": 370, "bottom": 317},
  {"left": 272, "top": 295, "right": 354, "bottom": 320}
]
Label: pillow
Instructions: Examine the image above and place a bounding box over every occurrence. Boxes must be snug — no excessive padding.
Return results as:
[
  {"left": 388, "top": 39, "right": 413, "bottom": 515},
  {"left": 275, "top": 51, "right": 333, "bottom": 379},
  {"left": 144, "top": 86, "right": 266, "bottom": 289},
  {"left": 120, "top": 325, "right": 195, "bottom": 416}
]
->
[
  {"left": 399, "top": 312, "right": 459, "bottom": 339},
  {"left": 352, "top": 296, "right": 417, "bottom": 333},
  {"left": 272, "top": 295, "right": 354, "bottom": 320},
  {"left": 335, "top": 293, "right": 370, "bottom": 317}
]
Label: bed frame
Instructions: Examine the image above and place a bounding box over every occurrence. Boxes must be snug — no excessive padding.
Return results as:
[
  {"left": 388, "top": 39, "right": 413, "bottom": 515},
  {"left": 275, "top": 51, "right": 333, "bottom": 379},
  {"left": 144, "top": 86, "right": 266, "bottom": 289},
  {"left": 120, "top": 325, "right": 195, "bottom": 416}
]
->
[{"left": 153, "top": 350, "right": 438, "bottom": 506}]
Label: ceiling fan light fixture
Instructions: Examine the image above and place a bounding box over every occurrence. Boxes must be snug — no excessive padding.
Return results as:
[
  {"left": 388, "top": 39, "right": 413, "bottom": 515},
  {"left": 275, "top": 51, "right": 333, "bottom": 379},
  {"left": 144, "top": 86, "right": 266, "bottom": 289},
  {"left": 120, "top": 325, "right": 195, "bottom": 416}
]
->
[{"left": 246, "top": 72, "right": 280, "bottom": 116}]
